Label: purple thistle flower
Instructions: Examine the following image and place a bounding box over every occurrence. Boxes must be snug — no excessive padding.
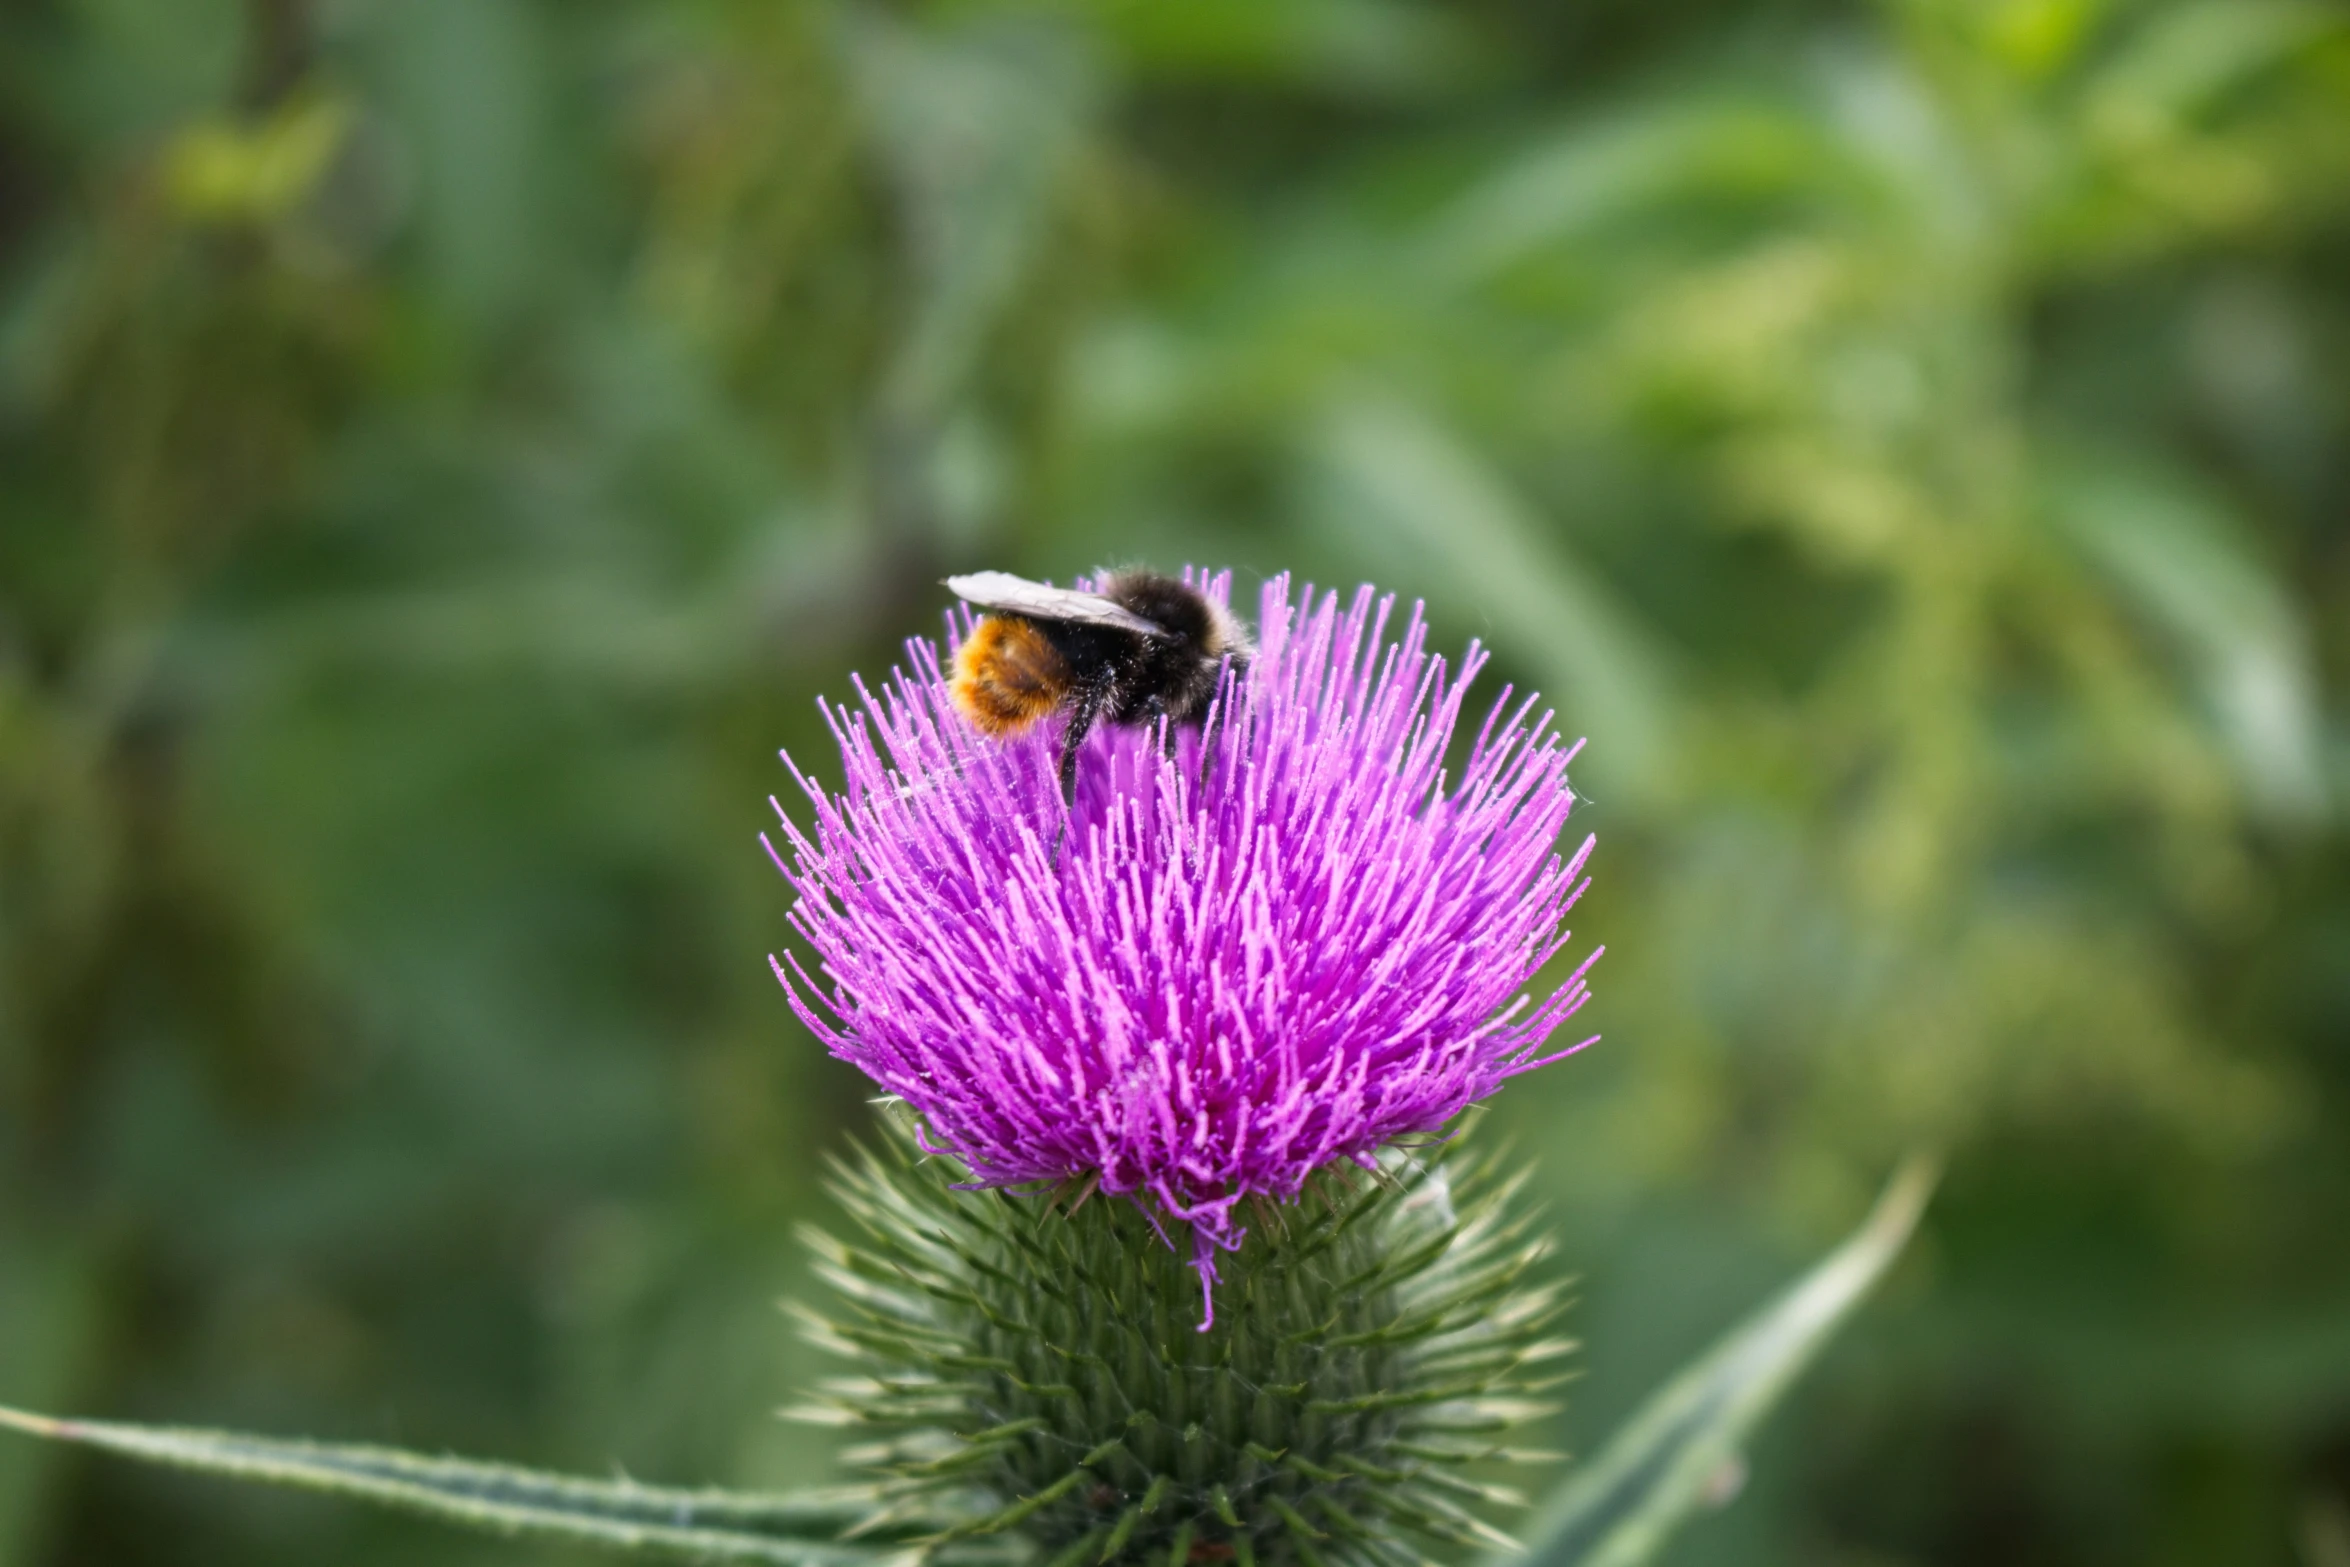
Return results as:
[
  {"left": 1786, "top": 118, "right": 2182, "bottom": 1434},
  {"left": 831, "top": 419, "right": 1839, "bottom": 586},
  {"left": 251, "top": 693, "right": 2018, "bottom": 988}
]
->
[{"left": 766, "top": 572, "right": 1599, "bottom": 1327}]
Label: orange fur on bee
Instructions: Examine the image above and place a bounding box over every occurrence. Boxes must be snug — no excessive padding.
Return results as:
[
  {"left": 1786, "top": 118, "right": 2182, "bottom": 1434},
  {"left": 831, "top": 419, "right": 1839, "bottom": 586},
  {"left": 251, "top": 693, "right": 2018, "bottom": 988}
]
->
[{"left": 951, "top": 617, "right": 1071, "bottom": 735}]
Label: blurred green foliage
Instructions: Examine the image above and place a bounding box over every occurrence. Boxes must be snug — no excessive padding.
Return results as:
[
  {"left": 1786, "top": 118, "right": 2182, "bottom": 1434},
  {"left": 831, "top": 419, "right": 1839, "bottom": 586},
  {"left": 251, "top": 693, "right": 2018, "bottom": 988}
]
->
[{"left": 0, "top": 0, "right": 2345, "bottom": 1563}]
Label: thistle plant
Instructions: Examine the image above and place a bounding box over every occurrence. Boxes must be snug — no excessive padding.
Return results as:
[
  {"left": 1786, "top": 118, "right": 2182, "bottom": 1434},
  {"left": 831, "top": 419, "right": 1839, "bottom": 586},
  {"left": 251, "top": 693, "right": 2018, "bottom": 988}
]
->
[
  {"left": 759, "top": 573, "right": 1592, "bottom": 1563},
  {"left": 0, "top": 568, "right": 1931, "bottom": 1567}
]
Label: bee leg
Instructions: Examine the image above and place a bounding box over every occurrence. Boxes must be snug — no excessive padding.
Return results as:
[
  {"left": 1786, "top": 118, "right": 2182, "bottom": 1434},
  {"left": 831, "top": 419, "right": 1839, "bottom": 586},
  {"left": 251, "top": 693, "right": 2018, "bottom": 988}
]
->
[
  {"left": 1056, "top": 692, "right": 1104, "bottom": 808},
  {"left": 1048, "top": 684, "right": 1108, "bottom": 868}
]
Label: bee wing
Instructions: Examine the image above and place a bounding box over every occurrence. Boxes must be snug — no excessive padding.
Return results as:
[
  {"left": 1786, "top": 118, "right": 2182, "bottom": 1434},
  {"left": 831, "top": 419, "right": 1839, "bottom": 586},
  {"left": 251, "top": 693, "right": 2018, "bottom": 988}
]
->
[{"left": 943, "top": 572, "right": 1168, "bottom": 637}]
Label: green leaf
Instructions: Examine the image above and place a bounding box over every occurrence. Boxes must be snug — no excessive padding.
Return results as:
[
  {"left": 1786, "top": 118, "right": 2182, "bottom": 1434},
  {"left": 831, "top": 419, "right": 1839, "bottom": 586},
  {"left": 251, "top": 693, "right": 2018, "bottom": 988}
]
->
[
  {"left": 846, "top": 11, "right": 1096, "bottom": 424},
  {"left": 1088, "top": 0, "right": 1485, "bottom": 99},
  {"left": 2042, "top": 451, "right": 2327, "bottom": 825},
  {"left": 2082, "top": 0, "right": 2342, "bottom": 129},
  {"left": 1420, "top": 94, "right": 1836, "bottom": 282},
  {"left": 1305, "top": 394, "right": 1680, "bottom": 797},
  {"left": 0, "top": 1408, "right": 934, "bottom": 1564},
  {"left": 1495, "top": 1158, "right": 1937, "bottom": 1567}
]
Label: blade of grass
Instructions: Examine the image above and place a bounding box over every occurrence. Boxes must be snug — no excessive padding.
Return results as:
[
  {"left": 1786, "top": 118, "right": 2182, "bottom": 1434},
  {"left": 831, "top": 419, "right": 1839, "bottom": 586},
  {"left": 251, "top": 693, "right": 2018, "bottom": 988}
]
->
[
  {"left": 0, "top": 1408, "right": 929, "bottom": 1564},
  {"left": 1496, "top": 1157, "right": 1937, "bottom": 1567}
]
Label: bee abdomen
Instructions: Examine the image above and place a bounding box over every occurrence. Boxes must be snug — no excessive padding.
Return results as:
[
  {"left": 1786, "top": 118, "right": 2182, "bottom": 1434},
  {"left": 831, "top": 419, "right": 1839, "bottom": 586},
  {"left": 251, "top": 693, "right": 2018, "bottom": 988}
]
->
[{"left": 952, "top": 617, "right": 1072, "bottom": 735}]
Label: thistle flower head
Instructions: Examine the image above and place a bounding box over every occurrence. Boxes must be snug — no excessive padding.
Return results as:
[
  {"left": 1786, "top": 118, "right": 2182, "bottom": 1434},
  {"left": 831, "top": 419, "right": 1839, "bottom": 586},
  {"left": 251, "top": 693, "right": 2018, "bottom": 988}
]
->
[{"left": 767, "top": 573, "right": 1598, "bottom": 1322}]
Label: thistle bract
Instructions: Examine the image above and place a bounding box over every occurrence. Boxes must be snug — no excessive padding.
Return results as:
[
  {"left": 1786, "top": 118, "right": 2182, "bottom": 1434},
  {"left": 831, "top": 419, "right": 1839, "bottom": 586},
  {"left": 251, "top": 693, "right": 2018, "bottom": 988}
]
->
[
  {"left": 768, "top": 574, "right": 1598, "bottom": 1317},
  {"left": 799, "top": 1128, "right": 1568, "bottom": 1567}
]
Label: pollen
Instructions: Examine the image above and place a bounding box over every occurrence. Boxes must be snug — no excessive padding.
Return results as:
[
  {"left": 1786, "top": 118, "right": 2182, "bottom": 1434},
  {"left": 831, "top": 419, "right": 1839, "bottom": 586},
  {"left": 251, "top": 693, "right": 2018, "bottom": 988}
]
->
[{"left": 950, "top": 617, "right": 1069, "bottom": 735}]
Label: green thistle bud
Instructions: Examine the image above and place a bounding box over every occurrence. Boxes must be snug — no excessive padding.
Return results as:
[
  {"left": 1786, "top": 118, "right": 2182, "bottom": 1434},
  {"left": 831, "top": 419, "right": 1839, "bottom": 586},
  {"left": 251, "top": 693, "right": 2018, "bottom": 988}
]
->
[{"left": 795, "top": 1125, "right": 1571, "bottom": 1567}]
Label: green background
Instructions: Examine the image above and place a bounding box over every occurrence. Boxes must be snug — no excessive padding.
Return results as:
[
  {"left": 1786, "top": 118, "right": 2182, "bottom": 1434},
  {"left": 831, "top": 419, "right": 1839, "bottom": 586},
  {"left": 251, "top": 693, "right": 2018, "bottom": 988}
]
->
[{"left": 2, "top": 0, "right": 2346, "bottom": 1561}]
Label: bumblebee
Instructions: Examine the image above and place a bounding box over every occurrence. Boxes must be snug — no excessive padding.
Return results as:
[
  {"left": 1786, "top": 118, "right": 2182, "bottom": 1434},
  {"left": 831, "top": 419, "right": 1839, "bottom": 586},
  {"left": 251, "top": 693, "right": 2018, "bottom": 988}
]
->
[{"left": 945, "top": 569, "right": 1254, "bottom": 804}]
